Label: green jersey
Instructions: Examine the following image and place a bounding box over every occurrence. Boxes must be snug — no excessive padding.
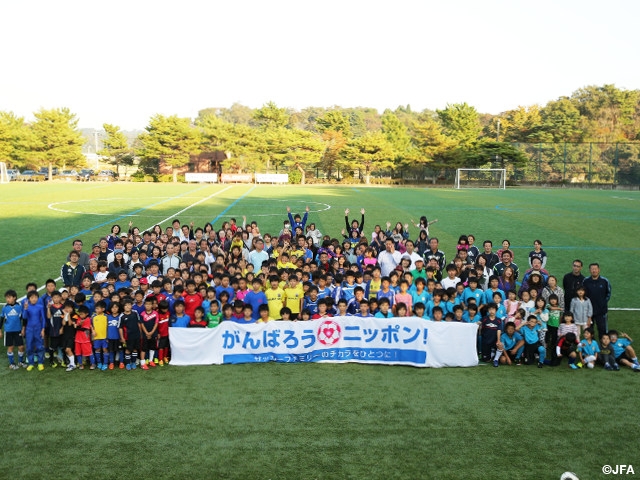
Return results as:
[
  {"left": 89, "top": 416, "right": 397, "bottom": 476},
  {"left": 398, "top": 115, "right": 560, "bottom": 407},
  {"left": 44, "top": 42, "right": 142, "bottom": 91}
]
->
[{"left": 206, "top": 311, "right": 222, "bottom": 328}]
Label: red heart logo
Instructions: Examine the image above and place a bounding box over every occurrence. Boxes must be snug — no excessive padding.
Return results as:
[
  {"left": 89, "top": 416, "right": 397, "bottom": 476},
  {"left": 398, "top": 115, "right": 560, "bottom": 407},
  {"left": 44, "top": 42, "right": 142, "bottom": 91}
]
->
[{"left": 323, "top": 328, "right": 334, "bottom": 338}]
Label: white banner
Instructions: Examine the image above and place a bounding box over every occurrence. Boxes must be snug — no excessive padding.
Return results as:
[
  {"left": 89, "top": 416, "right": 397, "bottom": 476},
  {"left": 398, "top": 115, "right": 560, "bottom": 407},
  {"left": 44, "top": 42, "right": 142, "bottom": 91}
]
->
[
  {"left": 255, "top": 173, "right": 288, "bottom": 183},
  {"left": 185, "top": 172, "right": 218, "bottom": 183},
  {"left": 169, "top": 317, "right": 478, "bottom": 368}
]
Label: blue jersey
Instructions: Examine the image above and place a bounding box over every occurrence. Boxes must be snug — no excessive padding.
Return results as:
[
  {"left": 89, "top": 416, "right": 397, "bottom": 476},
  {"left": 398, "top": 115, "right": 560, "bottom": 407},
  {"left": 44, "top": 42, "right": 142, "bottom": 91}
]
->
[
  {"left": 171, "top": 314, "right": 191, "bottom": 328},
  {"left": 462, "top": 311, "right": 481, "bottom": 323},
  {"left": 425, "top": 300, "right": 443, "bottom": 319},
  {"left": 411, "top": 290, "right": 431, "bottom": 309},
  {"left": 610, "top": 337, "right": 631, "bottom": 358},
  {"left": 461, "top": 287, "right": 484, "bottom": 307},
  {"left": 302, "top": 297, "right": 319, "bottom": 316},
  {"left": 337, "top": 282, "right": 356, "bottom": 302},
  {"left": 215, "top": 285, "right": 236, "bottom": 303},
  {"left": 495, "top": 304, "right": 507, "bottom": 320},
  {"left": 377, "top": 289, "right": 395, "bottom": 306},
  {"left": 520, "top": 324, "right": 542, "bottom": 344},
  {"left": 578, "top": 339, "right": 600, "bottom": 356},
  {"left": 107, "top": 314, "right": 122, "bottom": 340},
  {"left": 1, "top": 303, "right": 23, "bottom": 332},
  {"left": 483, "top": 288, "right": 505, "bottom": 305},
  {"left": 501, "top": 331, "right": 523, "bottom": 351},
  {"left": 244, "top": 290, "right": 268, "bottom": 321},
  {"left": 23, "top": 303, "right": 46, "bottom": 330}
]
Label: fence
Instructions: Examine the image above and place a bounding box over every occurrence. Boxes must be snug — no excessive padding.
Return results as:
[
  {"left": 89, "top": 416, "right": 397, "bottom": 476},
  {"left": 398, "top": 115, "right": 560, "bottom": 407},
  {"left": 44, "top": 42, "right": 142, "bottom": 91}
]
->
[{"left": 203, "top": 142, "right": 640, "bottom": 186}]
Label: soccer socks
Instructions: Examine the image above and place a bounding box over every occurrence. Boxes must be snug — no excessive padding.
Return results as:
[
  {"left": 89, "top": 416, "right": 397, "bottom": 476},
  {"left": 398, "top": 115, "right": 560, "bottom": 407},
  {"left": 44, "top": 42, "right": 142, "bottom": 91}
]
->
[
  {"left": 493, "top": 350, "right": 502, "bottom": 361},
  {"left": 67, "top": 354, "right": 76, "bottom": 367},
  {"left": 149, "top": 350, "right": 156, "bottom": 363},
  {"left": 537, "top": 345, "right": 546, "bottom": 364},
  {"left": 109, "top": 351, "right": 115, "bottom": 364},
  {"left": 7, "top": 352, "right": 15, "bottom": 365},
  {"left": 18, "top": 352, "right": 25, "bottom": 364},
  {"left": 77, "top": 355, "right": 83, "bottom": 367}
]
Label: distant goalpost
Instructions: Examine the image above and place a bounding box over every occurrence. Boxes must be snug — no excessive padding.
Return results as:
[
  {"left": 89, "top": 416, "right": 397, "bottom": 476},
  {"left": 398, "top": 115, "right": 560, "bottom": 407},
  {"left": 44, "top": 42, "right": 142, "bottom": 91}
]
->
[
  {"left": 0, "top": 162, "right": 9, "bottom": 184},
  {"left": 455, "top": 168, "right": 506, "bottom": 189}
]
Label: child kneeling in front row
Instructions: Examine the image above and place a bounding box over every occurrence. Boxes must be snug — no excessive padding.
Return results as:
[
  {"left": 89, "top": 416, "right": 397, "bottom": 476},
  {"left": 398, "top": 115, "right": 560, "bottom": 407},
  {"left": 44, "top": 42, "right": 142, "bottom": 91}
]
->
[{"left": 517, "top": 315, "right": 546, "bottom": 368}]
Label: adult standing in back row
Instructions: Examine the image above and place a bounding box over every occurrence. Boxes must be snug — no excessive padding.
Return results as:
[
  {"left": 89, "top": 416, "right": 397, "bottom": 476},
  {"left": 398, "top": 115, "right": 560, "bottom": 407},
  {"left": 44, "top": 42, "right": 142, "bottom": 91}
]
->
[
  {"left": 563, "top": 259, "right": 585, "bottom": 311},
  {"left": 583, "top": 263, "right": 611, "bottom": 340}
]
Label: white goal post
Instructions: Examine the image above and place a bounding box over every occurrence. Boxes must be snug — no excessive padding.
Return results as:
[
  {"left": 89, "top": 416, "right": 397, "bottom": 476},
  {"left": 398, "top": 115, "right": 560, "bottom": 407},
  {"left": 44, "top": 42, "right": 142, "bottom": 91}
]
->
[
  {"left": 455, "top": 168, "right": 506, "bottom": 189},
  {"left": 0, "top": 162, "right": 9, "bottom": 184}
]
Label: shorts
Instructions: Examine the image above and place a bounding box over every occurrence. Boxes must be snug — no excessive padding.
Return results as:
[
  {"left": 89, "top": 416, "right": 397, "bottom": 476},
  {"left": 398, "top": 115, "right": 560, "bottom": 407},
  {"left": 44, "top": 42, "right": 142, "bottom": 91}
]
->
[
  {"left": 75, "top": 342, "right": 93, "bottom": 357},
  {"left": 62, "top": 332, "right": 75, "bottom": 350},
  {"left": 93, "top": 339, "right": 108, "bottom": 350},
  {"left": 124, "top": 337, "right": 140, "bottom": 353},
  {"left": 142, "top": 337, "right": 157, "bottom": 351},
  {"left": 108, "top": 339, "right": 121, "bottom": 353},
  {"left": 4, "top": 331, "right": 24, "bottom": 347},
  {"left": 158, "top": 336, "right": 170, "bottom": 349},
  {"left": 49, "top": 336, "right": 64, "bottom": 350},
  {"left": 616, "top": 353, "right": 632, "bottom": 363}
]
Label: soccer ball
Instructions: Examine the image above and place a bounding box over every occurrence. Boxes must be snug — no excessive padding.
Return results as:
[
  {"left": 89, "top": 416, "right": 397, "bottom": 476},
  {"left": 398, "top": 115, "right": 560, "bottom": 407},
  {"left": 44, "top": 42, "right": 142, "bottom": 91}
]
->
[
  {"left": 560, "top": 472, "right": 579, "bottom": 480},
  {"left": 316, "top": 321, "right": 341, "bottom": 346}
]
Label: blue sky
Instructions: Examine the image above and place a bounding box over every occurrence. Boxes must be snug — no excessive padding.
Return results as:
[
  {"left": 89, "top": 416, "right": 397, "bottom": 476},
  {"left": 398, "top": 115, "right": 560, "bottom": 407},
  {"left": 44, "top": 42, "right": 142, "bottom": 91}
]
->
[{"left": 1, "top": 0, "right": 638, "bottom": 129}]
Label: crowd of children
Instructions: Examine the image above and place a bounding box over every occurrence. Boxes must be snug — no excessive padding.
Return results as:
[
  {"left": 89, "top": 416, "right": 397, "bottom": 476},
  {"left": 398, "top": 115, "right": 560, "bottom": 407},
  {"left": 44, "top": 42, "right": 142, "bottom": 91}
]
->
[{"left": 1, "top": 208, "right": 636, "bottom": 373}]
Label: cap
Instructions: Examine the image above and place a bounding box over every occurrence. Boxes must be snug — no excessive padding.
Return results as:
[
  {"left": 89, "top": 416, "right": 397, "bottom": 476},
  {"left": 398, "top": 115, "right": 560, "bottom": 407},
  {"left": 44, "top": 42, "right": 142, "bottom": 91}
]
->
[
  {"left": 114, "top": 248, "right": 124, "bottom": 254},
  {"left": 139, "top": 277, "right": 149, "bottom": 285},
  {"left": 92, "top": 243, "right": 99, "bottom": 248},
  {"left": 415, "top": 258, "right": 425, "bottom": 263}
]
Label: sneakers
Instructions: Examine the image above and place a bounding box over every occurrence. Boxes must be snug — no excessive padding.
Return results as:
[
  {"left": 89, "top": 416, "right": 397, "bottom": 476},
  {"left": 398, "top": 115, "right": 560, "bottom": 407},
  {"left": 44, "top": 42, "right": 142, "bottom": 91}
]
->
[
  {"left": 66, "top": 365, "right": 75, "bottom": 372},
  {"left": 148, "top": 361, "right": 156, "bottom": 368},
  {"left": 576, "top": 362, "right": 583, "bottom": 368},
  {"left": 141, "top": 363, "right": 149, "bottom": 370},
  {"left": 27, "top": 365, "right": 35, "bottom": 372},
  {"left": 569, "top": 363, "right": 578, "bottom": 370},
  {"left": 131, "top": 363, "right": 137, "bottom": 370},
  {"left": 605, "top": 363, "right": 612, "bottom": 370},
  {"left": 158, "top": 359, "right": 164, "bottom": 366},
  {"left": 19, "top": 362, "right": 27, "bottom": 369},
  {"left": 537, "top": 362, "right": 544, "bottom": 368},
  {"left": 51, "top": 362, "right": 58, "bottom": 368},
  {"left": 613, "top": 363, "right": 620, "bottom": 371},
  {"left": 97, "top": 363, "right": 103, "bottom": 370},
  {"left": 633, "top": 365, "right": 640, "bottom": 372},
  {"left": 9, "top": 364, "right": 19, "bottom": 370},
  {"left": 493, "top": 360, "right": 499, "bottom": 367},
  {"left": 119, "top": 363, "right": 125, "bottom": 369},
  {"left": 100, "top": 364, "right": 108, "bottom": 371},
  {"left": 108, "top": 363, "right": 115, "bottom": 370},
  {"left": 78, "top": 365, "right": 84, "bottom": 370},
  {"left": 126, "top": 363, "right": 132, "bottom": 371},
  {"left": 89, "top": 364, "right": 96, "bottom": 370},
  {"left": 37, "top": 364, "right": 45, "bottom": 371}
]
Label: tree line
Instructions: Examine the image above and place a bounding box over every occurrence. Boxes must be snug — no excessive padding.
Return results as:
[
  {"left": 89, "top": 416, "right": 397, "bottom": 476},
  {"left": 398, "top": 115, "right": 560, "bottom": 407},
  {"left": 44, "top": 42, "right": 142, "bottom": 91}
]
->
[{"left": 1, "top": 84, "right": 639, "bottom": 183}]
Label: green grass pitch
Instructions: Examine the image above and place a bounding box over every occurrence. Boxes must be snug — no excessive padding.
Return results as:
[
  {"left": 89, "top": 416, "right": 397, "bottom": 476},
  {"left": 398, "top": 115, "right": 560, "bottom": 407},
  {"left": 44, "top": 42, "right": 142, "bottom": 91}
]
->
[{"left": 0, "top": 182, "right": 639, "bottom": 479}]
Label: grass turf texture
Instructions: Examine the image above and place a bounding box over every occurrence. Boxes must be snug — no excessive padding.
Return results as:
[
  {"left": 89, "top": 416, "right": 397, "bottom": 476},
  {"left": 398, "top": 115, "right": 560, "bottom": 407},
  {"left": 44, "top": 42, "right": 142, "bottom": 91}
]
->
[{"left": 0, "top": 183, "right": 639, "bottom": 479}]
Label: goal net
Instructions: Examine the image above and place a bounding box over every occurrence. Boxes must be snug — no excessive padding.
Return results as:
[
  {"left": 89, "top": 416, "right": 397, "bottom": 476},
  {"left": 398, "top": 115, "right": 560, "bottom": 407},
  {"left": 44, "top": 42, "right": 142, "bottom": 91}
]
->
[
  {"left": 455, "top": 168, "right": 506, "bottom": 189},
  {"left": 0, "top": 162, "right": 9, "bottom": 184}
]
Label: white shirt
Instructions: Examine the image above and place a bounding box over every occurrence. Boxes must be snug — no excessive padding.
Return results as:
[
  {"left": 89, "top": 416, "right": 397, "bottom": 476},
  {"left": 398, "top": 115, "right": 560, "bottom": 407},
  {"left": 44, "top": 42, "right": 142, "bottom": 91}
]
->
[{"left": 378, "top": 250, "right": 402, "bottom": 277}]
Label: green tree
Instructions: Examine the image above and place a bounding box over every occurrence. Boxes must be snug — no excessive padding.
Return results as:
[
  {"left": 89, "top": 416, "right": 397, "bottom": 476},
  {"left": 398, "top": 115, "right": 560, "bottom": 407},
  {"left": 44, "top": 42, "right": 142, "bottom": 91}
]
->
[
  {"left": 0, "top": 111, "right": 33, "bottom": 169},
  {"left": 436, "top": 102, "right": 482, "bottom": 146},
  {"left": 533, "top": 98, "right": 583, "bottom": 142},
  {"left": 410, "top": 117, "right": 459, "bottom": 167},
  {"left": 341, "top": 131, "right": 394, "bottom": 184},
  {"left": 381, "top": 109, "right": 411, "bottom": 165},
  {"left": 98, "top": 124, "right": 133, "bottom": 176},
  {"left": 30, "top": 107, "right": 85, "bottom": 178},
  {"left": 253, "top": 102, "right": 290, "bottom": 129},
  {"left": 137, "top": 114, "right": 201, "bottom": 182},
  {"left": 462, "top": 140, "right": 528, "bottom": 170}
]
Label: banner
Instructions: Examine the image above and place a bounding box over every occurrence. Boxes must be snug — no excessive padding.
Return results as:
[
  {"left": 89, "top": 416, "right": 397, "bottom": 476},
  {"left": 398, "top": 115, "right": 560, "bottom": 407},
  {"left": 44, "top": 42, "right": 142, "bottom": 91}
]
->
[
  {"left": 255, "top": 173, "right": 289, "bottom": 184},
  {"left": 169, "top": 317, "right": 478, "bottom": 368},
  {"left": 185, "top": 172, "right": 218, "bottom": 183}
]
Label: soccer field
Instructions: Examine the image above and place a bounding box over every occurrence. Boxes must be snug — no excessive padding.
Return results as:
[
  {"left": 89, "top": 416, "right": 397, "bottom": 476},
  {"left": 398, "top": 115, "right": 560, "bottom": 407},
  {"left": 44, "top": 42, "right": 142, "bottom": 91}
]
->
[{"left": 1, "top": 182, "right": 639, "bottom": 479}]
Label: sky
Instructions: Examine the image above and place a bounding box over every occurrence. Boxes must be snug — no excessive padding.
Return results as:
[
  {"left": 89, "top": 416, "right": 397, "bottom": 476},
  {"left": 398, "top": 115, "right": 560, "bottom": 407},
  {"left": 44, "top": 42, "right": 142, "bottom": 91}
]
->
[{"left": 1, "top": 0, "right": 638, "bottom": 130}]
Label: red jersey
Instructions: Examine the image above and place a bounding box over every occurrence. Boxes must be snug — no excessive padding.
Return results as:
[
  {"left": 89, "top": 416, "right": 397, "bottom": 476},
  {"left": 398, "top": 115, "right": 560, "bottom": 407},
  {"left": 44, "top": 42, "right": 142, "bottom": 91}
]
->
[
  {"left": 157, "top": 311, "right": 170, "bottom": 337},
  {"left": 75, "top": 316, "right": 92, "bottom": 344},
  {"left": 140, "top": 310, "right": 159, "bottom": 336},
  {"left": 182, "top": 292, "right": 203, "bottom": 320}
]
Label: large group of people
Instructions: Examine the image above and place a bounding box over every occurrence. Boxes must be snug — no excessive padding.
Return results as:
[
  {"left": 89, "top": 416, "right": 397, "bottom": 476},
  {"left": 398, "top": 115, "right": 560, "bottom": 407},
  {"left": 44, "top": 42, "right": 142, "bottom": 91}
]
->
[{"left": 2, "top": 206, "right": 637, "bottom": 373}]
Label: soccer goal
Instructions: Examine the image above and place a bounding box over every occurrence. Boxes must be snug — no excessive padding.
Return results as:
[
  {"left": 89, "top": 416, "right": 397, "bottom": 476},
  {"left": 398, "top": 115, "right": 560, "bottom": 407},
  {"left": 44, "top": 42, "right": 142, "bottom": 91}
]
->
[
  {"left": 0, "top": 162, "right": 9, "bottom": 184},
  {"left": 455, "top": 168, "right": 506, "bottom": 189}
]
